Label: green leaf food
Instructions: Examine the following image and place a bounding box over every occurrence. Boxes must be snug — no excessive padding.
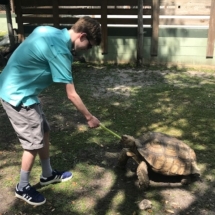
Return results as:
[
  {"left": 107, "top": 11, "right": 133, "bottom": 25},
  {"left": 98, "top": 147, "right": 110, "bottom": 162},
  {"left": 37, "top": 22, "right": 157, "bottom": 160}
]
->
[{"left": 100, "top": 123, "right": 121, "bottom": 139}]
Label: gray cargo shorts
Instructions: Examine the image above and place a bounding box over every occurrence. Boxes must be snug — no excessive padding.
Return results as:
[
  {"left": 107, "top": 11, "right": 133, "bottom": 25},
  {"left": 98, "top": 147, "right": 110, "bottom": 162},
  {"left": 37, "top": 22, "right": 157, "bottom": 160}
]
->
[{"left": 1, "top": 99, "right": 50, "bottom": 150}]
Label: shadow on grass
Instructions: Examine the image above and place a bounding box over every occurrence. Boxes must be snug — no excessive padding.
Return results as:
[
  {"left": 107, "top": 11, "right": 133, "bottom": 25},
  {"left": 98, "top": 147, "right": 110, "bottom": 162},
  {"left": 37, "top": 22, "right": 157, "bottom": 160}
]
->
[{"left": 1, "top": 64, "right": 215, "bottom": 214}]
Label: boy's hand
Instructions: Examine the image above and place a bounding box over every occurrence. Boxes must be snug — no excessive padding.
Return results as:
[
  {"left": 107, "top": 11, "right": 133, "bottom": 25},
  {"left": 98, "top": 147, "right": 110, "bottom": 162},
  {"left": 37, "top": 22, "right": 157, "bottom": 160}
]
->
[{"left": 87, "top": 116, "right": 100, "bottom": 128}]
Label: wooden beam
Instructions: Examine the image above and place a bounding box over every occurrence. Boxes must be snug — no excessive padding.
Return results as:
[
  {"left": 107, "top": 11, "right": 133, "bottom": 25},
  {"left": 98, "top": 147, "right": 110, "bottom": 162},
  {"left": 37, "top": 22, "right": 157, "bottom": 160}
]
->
[
  {"left": 21, "top": 8, "right": 151, "bottom": 16},
  {"left": 107, "top": 8, "right": 146, "bottom": 15},
  {"left": 101, "top": 0, "right": 108, "bottom": 54},
  {"left": 137, "top": 0, "right": 143, "bottom": 66},
  {"left": 159, "top": 0, "right": 211, "bottom": 5},
  {"left": 22, "top": 17, "right": 143, "bottom": 25},
  {"left": 20, "top": 14, "right": 208, "bottom": 26},
  {"left": 159, "top": 8, "right": 210, "bottom": 16},
  {"left": 20, "top": 0, "right": 102, "bottom": 6},
  {"left": 107, "top": 0, "right": 150, "bottom": 6},
  {"left": 206, "top": 0, "right": 215, "bottom": 58},
  {"left": 22, "top": 8, "right": 102, "bottom": 15},
  {"left": 151, "top": 0, "right": 159, "bottom": 56},
  {"left": 58, "top": 0, "right": 101, "bottom": 6},
  {"left": 21, "top": 7, "right": 210, "bottom": 16}
]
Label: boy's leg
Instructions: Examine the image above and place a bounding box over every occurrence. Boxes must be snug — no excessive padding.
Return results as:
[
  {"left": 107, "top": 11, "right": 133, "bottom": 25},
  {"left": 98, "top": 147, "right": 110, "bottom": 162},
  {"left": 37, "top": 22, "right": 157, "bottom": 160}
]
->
[
  {"left": 39, "top": 131, "right": 53, "bottom": 178},
  {"left": 1, "top": 100, "right": 46, "bottom": 205},
  {"left": 18, "top": 149, "right": 38, "bottom": 191},
  {"left": 39, "top": 131, "right": 73, "bottom": 185},
  {"left": 38, "top": 131, "right": 50, "bottom": 160},
  {"left": 21, "top": 150, "right": 38, "bottom": 171},
  {"left": 37, "top": 110, "right": 73, "bottom": 185},
  {"left": 1, "top": 100, "right": 72, "bottom": 204}
]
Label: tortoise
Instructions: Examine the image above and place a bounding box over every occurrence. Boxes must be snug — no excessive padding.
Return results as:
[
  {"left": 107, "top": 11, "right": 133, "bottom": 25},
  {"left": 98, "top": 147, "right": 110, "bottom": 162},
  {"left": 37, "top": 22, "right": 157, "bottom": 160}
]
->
[{"left": 117, "top": 132, "right": 201, "bottom": 189}]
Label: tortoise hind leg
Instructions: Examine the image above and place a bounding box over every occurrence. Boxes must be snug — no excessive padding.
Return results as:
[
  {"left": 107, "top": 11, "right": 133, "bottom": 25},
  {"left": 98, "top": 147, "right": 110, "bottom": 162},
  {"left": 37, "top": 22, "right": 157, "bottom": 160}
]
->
[
  {"left": 137, "top": 161, "right": 150, "bottom": 189},
  {"left": 181, "top": 176, "right": 191, "bottom": 185},
  {"left": 181, "top": 174, "right": 202, "bottom": 185}
]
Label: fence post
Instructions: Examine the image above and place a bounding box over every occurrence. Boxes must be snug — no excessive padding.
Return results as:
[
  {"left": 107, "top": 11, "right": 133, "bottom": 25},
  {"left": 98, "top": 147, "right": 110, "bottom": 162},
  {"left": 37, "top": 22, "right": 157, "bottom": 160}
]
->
[
  {"left": 206, "top": 0, "right": 215, "bottom": 58},
  {"left": 151, "top": 0, "right": 159, "bottom": 57},
  {"left": 101, "top": 0, "right": 108, "bottom": 54},
  {"left": 137, "top": 0, "right": 144, "bottom": 66},
  {"left": 53, "top": 0, "right": 59, "bottom": 28},
  {"left": 5, "top": 0, "right": 15, "bottom": 48},
  {"left": 13, "top": 0, "right": 24, "bottom": 42}
]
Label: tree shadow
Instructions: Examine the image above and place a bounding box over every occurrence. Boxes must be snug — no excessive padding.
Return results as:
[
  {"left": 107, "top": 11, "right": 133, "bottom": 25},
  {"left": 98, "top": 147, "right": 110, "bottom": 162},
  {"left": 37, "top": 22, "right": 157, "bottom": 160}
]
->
[
  {"left": 0, "top": 1, "right": 214, "bottom": 213},
  {"left": 1, "top": 64, "right": 215, "bottom": 214}
]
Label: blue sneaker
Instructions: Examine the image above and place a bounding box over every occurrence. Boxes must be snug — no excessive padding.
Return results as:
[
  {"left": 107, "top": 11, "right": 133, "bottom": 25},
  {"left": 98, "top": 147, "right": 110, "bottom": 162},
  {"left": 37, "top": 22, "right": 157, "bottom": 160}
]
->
[
  {"left": 40, "top": 170, "right": 73, "bottom": 186},
  {"left": 15, "top": 183, "right": 46, "bottom": 206}
]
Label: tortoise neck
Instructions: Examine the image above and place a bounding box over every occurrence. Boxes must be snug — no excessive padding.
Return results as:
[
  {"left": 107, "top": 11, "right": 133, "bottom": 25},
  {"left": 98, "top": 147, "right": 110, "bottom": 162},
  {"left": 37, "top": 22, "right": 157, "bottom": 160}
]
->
[{"left": 135, "top": 139, "right": 142, "bottom": 148}]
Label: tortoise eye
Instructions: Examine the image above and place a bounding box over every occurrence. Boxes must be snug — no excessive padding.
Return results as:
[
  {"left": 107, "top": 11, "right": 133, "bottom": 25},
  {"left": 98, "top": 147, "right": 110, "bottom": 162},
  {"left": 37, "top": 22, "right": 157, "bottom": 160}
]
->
[{"left": 122, "top": 135, "right": 128, "bottom": 140}]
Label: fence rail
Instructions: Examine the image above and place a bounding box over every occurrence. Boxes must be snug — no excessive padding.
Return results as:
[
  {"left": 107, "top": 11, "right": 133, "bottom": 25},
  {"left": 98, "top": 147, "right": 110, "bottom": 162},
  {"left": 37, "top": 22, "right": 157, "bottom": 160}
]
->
[{"left": 10, "top": 0, "right": 215, "bottom": 58}]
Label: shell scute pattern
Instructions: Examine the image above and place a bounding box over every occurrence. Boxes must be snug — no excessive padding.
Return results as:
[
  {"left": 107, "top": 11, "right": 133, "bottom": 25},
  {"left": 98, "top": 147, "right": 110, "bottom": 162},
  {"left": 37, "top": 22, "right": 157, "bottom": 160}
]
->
[{"left": 118, "top": 132, "right": 201, "bottom": 188}]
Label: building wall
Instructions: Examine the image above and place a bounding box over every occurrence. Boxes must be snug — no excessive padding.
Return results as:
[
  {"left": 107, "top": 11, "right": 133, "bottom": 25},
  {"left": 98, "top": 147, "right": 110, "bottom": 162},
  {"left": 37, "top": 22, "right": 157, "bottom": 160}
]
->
[
  {"left": 83, "top": 27, "right": 215, "bottom": 67},
  {"left": 0, "top": 12, "right": 214, "bottom": 68}
]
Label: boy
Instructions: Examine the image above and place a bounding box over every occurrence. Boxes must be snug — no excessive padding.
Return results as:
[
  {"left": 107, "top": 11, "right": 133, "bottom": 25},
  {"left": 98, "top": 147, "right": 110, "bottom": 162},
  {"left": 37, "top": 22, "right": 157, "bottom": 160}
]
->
[{"left": 0, "top": 16, "right": 101, "bottom": 205}]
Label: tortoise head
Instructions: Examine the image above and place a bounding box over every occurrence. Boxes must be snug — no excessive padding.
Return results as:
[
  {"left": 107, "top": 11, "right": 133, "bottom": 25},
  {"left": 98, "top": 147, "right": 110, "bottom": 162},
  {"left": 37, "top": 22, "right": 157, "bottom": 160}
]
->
[{"left": 120, "top": 135, "right": 137, "bottom": 148}]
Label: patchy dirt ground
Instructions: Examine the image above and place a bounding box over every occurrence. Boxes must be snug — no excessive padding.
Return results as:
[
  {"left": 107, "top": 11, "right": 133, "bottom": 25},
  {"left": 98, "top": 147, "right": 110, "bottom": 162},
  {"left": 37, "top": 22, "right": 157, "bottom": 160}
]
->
[
  {"left": 1, "top": 65, "right": 215, "bottom": 215},
  {"left": 76, "top": 145, "right": 215, "bottom": 215}
]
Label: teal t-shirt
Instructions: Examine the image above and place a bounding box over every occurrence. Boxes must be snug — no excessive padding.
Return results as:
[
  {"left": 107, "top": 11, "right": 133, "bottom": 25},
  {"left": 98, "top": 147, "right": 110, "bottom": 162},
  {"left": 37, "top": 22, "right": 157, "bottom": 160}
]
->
[{"left": 0, "top": 26, "right": 73, "bottom": 107}]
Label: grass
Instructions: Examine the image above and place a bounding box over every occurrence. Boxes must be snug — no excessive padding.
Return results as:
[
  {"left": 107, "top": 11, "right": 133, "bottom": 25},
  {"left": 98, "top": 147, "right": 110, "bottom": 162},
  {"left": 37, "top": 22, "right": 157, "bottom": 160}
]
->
[{"left": 0, "top": 63, "right": 215, "bottom": 214}]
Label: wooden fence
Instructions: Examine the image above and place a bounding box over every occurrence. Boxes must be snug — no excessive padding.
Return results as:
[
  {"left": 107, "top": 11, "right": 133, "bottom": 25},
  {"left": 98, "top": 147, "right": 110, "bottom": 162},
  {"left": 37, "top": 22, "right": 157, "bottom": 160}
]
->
[{"left": 12, "top": 0, "right": 215, "bottom": 59}]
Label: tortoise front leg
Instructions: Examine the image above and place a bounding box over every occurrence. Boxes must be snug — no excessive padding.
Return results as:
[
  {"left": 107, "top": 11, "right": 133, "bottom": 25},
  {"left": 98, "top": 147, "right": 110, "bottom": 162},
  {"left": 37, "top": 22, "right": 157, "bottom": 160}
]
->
[
  {"left": 117, "top": 148, "right": 135, "bottom": 168},
  {"left": 181, "top": 175, "right": 191, "bottom": 185},
  {"left": 137, "top": 161, "right": 150, "bottom": 189}
]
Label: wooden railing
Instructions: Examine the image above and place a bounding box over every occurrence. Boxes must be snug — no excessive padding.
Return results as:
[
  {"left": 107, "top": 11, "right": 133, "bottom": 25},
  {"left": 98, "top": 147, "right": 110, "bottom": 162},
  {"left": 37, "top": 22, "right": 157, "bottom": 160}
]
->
[{"left": 13, "top": 0, "right": 215, "bottom": 58}]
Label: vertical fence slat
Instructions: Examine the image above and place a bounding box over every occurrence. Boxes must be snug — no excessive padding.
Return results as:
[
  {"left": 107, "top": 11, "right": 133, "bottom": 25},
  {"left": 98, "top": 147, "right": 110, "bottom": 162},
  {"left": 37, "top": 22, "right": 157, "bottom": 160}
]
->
[
  {"left": 206, "top": 0, "right": 215, "bottom": 58},
  {"left": 5, "top": 1, "right": 15, "bottom": 47},
  {"left": 151, "top": 0, "right": 159, "bottom": 56},
  {"left": 101, "top": 0, "right": 108, "bottom": 54},
  {"left": 53, "top": 0, "right": 59, "bottom": 28},
  {"left": 14, "top": 0, "right": 24, "bottom": 42},
  {"left": 137, "top": 0, "right": 144, "bottom": 66}
]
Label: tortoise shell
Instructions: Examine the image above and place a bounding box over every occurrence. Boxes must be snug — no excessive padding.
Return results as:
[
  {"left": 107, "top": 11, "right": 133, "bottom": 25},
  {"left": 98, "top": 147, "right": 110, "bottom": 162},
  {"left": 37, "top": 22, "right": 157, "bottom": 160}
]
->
[{"left": 137, "top": 132, "right": 200, "bottom": 176}]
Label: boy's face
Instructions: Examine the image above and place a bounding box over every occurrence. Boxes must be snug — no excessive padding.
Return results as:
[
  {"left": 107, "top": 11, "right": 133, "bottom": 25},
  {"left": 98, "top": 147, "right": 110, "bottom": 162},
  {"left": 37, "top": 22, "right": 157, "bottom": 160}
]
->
[{"left": 73, "top": 33, "right": 95, "bottom": 51}]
